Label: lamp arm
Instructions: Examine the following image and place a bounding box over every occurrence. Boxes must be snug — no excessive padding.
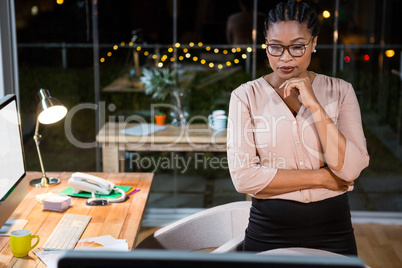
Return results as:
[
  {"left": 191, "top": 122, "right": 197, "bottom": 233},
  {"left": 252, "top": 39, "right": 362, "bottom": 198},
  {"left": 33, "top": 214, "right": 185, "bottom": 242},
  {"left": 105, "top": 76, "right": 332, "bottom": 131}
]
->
[{"left": 33, "top": 119, "right": 47, "bottom": 179}]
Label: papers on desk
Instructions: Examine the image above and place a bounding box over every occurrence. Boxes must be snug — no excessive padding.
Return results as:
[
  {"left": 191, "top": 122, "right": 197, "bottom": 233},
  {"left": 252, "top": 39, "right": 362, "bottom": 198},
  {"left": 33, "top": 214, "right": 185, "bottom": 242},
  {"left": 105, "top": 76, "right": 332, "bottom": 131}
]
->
[
  {"left": 34, "top": 249, "right": 63, "bottom": 268},
  {"left": 120, "top": 123, "right": 167, "bottom": 136},
  {"left": 75, "top": 235, "right": 129, "bottom": 251},
  {"left": 34, "top": 235, "right": 129, "bottom": 268}
]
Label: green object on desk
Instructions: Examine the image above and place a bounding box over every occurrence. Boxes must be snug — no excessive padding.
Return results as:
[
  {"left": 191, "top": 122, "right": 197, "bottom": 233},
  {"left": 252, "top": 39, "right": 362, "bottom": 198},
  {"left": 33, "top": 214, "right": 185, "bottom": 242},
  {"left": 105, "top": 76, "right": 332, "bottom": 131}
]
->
[{"left": 59, "top": 186, "right": 132, "bottom": 199}]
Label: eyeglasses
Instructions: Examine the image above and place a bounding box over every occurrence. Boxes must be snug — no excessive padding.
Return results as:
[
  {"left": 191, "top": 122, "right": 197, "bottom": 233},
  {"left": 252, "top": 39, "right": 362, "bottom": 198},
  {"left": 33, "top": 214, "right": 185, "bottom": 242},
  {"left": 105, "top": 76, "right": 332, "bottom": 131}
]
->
[{"left": 265, "top": 36, "right": 314, "bottom": 57}]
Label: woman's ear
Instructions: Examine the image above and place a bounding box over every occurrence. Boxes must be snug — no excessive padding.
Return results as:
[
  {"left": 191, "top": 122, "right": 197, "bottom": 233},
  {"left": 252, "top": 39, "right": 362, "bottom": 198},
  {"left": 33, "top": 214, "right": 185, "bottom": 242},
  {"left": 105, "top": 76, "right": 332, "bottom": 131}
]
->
[{"left": 312, "top": 36, "right": 318, "bottom": 52}]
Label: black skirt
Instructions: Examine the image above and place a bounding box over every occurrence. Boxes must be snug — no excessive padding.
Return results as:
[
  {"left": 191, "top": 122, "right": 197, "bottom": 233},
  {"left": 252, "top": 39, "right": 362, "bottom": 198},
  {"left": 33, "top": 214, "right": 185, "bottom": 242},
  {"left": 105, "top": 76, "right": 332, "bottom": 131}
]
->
[{"left": 243, "top": 193, "right": 357, "bottom": 256}]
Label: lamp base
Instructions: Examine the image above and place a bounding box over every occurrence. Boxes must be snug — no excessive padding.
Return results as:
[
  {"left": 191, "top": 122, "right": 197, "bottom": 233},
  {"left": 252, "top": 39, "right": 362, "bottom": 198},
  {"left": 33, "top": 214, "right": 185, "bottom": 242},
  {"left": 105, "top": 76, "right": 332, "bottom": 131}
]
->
[{"left": 30, "top": 176, "right": 60, "bottom": 187}]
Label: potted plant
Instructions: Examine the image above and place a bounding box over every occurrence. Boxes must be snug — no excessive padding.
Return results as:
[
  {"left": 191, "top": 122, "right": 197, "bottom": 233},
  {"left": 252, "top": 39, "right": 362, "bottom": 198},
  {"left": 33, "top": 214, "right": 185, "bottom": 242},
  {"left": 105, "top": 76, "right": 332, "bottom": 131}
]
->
[
  {"left": 154, "top": 110, "right": 166, "bottom": 125},
  {"left": 140, "top": 68, "right": 186, "bottom": 126}
]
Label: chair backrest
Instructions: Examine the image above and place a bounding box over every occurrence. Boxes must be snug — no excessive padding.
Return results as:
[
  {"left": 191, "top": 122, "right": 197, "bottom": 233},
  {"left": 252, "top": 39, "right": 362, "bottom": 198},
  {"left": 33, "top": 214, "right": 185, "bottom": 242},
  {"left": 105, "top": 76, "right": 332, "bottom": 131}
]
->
[
  {"left": 259, "top": 248, "right": 345, "bottom": 257},
  {"left": 259, "top": 248, "right": 370, "bottom": 268},
  {"left": 136, "top": 201, "right": 251, "bottom": 251}
]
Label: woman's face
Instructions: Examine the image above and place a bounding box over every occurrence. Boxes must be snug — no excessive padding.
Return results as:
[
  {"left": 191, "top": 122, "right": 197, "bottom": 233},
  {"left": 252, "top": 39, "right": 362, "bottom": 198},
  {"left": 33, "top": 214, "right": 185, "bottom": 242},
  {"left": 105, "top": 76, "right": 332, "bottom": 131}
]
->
[{"left": 265, "top": 21, "right": 317, "bottom": 81}]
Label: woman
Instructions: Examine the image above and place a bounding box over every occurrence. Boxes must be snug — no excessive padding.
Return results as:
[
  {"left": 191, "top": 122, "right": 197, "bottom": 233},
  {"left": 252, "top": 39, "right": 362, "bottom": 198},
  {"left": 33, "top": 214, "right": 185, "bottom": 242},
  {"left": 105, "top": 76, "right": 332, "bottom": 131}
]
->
[{"left": 227, "top": 0, "right": 369, "bottom": 255}]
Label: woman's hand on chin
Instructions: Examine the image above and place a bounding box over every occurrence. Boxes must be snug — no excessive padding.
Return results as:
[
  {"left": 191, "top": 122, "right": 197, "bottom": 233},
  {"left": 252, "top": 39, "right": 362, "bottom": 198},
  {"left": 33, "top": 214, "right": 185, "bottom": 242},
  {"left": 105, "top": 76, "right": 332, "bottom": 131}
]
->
[{"left": 280, "top": 76, "right": 320, "bottom": 112}]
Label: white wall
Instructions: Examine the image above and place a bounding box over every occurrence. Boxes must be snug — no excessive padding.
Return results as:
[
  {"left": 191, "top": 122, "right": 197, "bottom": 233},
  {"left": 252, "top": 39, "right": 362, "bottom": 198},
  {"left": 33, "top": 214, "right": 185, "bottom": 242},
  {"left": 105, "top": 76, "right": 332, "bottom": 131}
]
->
[
  {"left": 0, "top": 0, "right": 19, "bottom": 98},
  {"left": 0, "top": 26, "right": 4, "bottom": 98}
]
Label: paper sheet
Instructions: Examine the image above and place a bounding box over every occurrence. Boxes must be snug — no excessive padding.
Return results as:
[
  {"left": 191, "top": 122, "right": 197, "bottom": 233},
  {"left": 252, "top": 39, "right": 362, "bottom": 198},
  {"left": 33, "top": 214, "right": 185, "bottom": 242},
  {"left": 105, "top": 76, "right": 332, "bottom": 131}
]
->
[
  {"left": 74, "top": 235, "right": 129, "bottom": 251},
  {"left": 34, "top": 250, "right": 64, "bottom": 268},
  {"left": 34, "top": 235, "right": 129, "bottom": 267}
]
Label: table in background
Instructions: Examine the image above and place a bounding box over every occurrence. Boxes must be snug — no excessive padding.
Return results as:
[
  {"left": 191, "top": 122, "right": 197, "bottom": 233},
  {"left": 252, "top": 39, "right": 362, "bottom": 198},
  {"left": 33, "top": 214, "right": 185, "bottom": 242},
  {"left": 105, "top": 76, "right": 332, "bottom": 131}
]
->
[
  {"left": 96, "top": 122, "right": 227, "bottom": 172},
  {"left": 0, "top": 171, "right": 153, "bottom": 268}
]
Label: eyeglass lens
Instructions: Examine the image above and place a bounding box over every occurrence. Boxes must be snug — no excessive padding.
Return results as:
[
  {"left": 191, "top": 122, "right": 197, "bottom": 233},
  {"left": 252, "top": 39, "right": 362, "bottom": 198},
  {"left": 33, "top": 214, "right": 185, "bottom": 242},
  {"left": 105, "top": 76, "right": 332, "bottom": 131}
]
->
[{"left": 267, "top": 45, "right": 306, "bottom": 57}]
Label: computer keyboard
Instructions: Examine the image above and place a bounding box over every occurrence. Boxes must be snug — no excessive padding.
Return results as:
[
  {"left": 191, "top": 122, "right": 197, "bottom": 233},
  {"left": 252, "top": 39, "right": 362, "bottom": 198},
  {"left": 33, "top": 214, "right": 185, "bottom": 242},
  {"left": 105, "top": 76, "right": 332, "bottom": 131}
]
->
[{"left": 42, "top": 213, "right": 91, "bottom": 251}]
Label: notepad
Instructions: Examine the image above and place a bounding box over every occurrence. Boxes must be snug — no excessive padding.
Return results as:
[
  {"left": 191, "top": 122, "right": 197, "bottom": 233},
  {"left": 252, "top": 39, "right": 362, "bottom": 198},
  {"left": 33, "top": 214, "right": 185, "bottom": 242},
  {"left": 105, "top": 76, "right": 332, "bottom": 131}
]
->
[
  {"left": 59, "top": 186, "right": 132, "bottom": 199},
  {"left": 43, "top": 194, "right": 72, "bottom": 212},
  {"left": 120, "top": 123, "right": 167, "bottom": 136}
]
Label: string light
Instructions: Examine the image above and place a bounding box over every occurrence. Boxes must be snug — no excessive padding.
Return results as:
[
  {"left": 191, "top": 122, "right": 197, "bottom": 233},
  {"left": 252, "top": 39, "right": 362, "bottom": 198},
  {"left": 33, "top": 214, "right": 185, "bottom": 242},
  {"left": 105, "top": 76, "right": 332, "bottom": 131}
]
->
[
  {"left": 323, "top": 10, "right": 331, "bottom": 18},
  {"left": 385, "top": 50, "right": 395, "bottom": 57},
  {"left": 100, "top": 40, "right": 270, "bottom": 67}
]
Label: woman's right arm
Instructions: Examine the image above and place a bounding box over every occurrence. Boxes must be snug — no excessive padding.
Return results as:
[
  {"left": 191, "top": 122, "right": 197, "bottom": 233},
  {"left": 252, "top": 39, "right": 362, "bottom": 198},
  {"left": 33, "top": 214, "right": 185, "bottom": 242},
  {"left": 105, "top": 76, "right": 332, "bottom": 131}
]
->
[
  {"left": 227, "top": 90, "right": 351, "bottom": 197},
  {"left": 257, "top": 168, "right": 353, "bottom": 197}
]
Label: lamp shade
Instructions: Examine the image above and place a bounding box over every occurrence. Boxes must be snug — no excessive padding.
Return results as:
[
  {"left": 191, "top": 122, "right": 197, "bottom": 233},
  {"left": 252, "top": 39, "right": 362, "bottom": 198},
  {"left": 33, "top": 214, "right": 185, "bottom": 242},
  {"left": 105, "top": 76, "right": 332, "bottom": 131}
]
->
[{"left": 37, "top": 89, "right": 67, "bottom": 124}]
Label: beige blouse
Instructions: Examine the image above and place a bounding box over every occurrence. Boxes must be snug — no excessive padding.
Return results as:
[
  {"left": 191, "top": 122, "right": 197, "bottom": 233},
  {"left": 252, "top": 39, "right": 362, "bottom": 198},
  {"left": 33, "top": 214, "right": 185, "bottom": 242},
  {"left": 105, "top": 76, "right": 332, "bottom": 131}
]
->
[{"left": 227, "top": 73, "right": 369, "bottom": 203}]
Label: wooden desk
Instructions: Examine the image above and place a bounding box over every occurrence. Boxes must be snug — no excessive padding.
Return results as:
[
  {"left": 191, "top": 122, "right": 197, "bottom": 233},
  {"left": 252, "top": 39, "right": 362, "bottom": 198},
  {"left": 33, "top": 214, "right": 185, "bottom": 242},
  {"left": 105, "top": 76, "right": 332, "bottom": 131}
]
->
[
  {"left": 97, "top": 122, "right": 227, "bottom": 172},
  {"left": 0, "top": 171, "right": 153, "bottom": 268}
]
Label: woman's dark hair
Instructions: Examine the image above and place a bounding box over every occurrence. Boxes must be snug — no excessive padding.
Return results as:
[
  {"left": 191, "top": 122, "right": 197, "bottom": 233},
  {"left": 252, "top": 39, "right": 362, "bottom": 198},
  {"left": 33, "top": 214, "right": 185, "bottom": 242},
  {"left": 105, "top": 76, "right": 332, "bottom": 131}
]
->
[{"left": 264, "top": 0, "right": 320, "bottom": 38}]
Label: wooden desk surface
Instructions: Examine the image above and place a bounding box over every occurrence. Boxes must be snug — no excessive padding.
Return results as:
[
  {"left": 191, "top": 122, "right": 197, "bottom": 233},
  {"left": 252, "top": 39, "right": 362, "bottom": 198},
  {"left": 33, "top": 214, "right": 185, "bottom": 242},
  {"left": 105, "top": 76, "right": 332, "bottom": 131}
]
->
[
  {"left": 97, "top": 122, "right": 227, "bottom": 144},
  {"left": 0, "top": 171, "right": 153, "bottom": 268},
  {"left": 97, "top": 123, "right": 227, "bottom": 172}
]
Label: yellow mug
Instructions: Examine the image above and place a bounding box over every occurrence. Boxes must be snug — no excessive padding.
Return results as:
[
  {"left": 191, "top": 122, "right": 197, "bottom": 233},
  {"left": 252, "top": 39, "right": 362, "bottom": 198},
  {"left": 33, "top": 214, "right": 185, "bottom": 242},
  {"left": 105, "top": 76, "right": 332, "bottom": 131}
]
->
[{"left": 10, "top": 229, "right": 40, "bottom": 257}]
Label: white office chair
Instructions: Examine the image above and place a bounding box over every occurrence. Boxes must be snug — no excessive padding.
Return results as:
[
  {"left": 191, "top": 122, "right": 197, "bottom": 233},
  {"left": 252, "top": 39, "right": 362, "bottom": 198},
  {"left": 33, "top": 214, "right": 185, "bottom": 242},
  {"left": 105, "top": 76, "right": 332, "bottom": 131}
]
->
[
  {"left": 259, "top": 247, "right": 345, "bottom": 256},
  {"left": 135, "top": 201, "right": 251, "bottom": 252},
  {"left": 259, "top": 248, "right": 371, "bottom": 268}
]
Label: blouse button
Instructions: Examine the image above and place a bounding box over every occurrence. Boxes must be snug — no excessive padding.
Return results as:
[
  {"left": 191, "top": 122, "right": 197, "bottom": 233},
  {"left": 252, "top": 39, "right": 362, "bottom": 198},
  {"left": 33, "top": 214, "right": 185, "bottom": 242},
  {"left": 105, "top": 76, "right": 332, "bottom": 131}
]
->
[
  {"left": 293, "top": 120, "right": 296, "bottom": 125},
  {"left": 299, "top": 161, "right": 304, "bottom": 166},
  {"left": 295, "top": 141, "right": 300, "bottom": 145},
  {"left": 305, "top": 198, "right": 310, "bottom": 203}
]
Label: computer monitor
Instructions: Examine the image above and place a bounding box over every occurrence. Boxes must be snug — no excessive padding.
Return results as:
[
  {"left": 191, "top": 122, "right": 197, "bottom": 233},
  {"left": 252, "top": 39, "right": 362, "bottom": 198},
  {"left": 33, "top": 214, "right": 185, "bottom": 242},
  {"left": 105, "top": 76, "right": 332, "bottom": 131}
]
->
[
  {"left": 58, "top": 250, "right": 366, "bottom": 268},
  {"left": 0, "top": 94, "right": 27, "bottom": 234}
]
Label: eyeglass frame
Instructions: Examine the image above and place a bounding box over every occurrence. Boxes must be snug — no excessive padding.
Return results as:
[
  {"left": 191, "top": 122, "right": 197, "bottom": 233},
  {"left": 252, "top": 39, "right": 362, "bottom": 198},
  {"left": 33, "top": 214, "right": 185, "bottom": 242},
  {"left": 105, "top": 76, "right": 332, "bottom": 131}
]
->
[{"left": 265, "top": 36, "right": 315, "bottom": 57}]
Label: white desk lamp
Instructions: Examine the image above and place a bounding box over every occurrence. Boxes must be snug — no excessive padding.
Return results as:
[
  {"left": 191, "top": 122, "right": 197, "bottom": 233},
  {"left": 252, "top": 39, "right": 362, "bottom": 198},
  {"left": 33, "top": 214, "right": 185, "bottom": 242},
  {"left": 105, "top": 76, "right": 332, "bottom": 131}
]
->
[{"left": 30, "top": 89, "right": 68, "bottom": 187}]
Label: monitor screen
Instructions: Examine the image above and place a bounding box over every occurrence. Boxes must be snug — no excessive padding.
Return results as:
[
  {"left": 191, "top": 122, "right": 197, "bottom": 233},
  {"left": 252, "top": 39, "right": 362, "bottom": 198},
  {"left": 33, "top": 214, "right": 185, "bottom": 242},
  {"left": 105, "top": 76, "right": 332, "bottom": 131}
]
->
[
  {"left": 0, "top": 94, "right": 26, "bottom": 201},
  {"left": 58, "top": 250, "right": 366, "bottom": 268}
]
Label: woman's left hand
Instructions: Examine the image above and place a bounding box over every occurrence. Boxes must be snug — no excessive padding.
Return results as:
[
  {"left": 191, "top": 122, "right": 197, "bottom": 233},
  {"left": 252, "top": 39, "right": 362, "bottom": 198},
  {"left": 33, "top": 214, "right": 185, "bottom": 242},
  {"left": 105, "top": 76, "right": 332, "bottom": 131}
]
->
[{"left": 280, "top": 77, "right": 320, "bottom": 111}]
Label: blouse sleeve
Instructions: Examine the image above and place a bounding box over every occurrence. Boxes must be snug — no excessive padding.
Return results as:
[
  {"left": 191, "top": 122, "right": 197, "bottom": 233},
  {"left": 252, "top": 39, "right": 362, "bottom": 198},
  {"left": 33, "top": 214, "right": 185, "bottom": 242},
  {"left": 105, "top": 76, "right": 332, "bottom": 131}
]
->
[
  {"left": 227, "top": 88, "right": 278, "bottom": 195},
  {"left": 329, "top": 82, "right": 369, "bottom": 181}
]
